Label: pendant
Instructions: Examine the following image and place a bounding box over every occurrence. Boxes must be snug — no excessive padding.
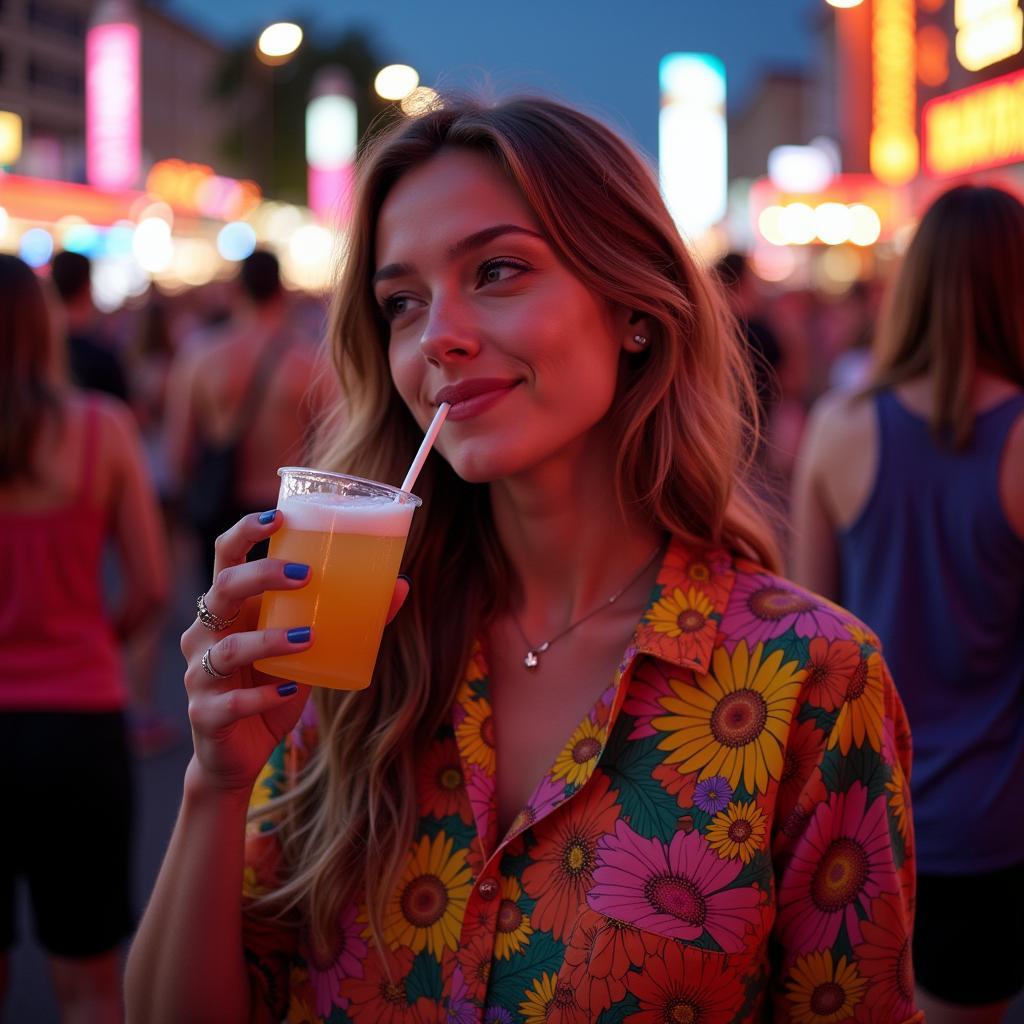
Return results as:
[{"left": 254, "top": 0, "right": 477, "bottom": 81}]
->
[{"left": 523, "top": 641, "right": 549, "bottom": 670}]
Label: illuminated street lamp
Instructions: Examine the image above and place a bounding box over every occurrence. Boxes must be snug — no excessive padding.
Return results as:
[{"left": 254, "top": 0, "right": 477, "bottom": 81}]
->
[
  {"left": 374, "top": 64, "right": 419, "bottom": 101},
  {"left": 826, "top": 0, "right": 865, "bottom": 7},
  {"left": 257, "top": 22, "right": 303, "bottom": 66}
]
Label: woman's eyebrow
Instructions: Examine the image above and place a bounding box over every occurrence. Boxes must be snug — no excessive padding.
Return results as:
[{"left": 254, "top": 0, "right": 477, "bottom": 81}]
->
[{"left": 372, "top": 224, "right": 545, "bottom": 287}]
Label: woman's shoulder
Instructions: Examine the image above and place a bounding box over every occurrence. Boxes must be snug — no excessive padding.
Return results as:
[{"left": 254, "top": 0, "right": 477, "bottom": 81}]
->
[
  {"left": 804, "top": 387, "right": 876, "bottom": 455},
  {"left": 726, "top": 557, "right": 881, "bottom": 652}
]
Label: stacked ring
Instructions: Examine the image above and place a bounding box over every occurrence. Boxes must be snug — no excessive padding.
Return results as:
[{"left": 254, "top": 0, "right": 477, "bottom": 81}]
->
[
  {"left": 196, "top": 592, "right": 239, "bottom": 631},
  {"left": 201, "top": 648, "right": 231, "bottom": 678}
]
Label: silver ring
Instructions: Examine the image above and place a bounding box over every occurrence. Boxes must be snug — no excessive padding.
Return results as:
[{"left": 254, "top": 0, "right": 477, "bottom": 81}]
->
[
  {"left": 201, "top": 647, "right": 230, "bottom": 678},
  {"left": 196, "top": 592, "right": 239, "bottom": 631}
]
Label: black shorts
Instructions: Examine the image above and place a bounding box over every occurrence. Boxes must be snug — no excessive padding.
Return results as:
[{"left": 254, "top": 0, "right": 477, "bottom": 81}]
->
[
  {"left": 0, "top": 710, "right": 135, "bottom": 958},
  {"left": 913, "top": 862, "right": 1024, "bottom": 1005}
]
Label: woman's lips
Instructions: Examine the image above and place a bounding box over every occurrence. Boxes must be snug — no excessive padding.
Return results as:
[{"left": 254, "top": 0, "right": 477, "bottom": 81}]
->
[{"left": 442, "top": 381, "right": 521, "bottom": 421}]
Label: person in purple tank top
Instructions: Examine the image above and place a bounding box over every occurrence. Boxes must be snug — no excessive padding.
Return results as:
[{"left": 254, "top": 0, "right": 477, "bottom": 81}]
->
[{"left": 791, "top": 185, "right": 1024, "bottom": 1024}]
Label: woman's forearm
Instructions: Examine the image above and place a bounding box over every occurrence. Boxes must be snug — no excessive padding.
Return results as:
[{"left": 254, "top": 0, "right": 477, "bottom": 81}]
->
[{"left": 125, "top": 758, "right": 254, "bottom": 1024}]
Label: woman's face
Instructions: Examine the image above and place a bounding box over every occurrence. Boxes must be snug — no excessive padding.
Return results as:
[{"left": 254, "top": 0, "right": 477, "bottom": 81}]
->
[{"left": 375, "top": 147, "right": 632, "bottom": 483}]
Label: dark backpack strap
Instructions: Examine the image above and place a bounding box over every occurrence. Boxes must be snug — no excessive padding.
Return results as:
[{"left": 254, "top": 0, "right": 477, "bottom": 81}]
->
[{"left": 226, "top": 334, "right": 292, "bottom": 445}]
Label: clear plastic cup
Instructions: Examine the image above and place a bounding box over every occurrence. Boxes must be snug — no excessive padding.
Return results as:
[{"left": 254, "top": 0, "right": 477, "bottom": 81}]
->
[{"left": 254, "top": 468, "right": 421, "bottom": 690}]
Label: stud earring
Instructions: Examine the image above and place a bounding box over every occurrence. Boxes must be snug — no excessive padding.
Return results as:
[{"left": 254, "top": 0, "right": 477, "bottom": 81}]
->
[{"left": 633, "top": 334, "right": 648, "bottom": 347}]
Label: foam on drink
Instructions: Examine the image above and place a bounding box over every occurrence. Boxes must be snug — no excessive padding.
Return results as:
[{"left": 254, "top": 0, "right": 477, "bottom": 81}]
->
[{"left": 279, "top": 492, "right": 413, "bottom": 537}]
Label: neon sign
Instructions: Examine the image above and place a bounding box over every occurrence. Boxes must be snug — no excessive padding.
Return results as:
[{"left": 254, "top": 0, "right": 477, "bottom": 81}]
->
[
  {"left": 86, "top": 21, "right": 140, "bottom": 191},
  {"left": 923, "top": 67, "right": 1024, "bottom": 175},
  {"left": 871, "top": 0, "right": 919, "bottom": 185},
  {"left": 954, "top": 0, "right": 1023, "bottom": 71}
]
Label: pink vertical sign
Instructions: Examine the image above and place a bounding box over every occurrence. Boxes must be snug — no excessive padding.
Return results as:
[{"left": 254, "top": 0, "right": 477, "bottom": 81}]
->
[{"left": 86, "top": 19, "right": 140, "bottom": 191}]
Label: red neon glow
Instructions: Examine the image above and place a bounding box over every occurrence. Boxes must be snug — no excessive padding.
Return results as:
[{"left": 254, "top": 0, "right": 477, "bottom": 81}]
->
[{"left": 86, "top": 22, "right": 140, "bottom": 191}]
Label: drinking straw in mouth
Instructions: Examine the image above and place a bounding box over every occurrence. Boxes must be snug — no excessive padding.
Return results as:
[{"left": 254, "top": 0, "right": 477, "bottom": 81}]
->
[{"left": 401, "top": 403, "right": 450, "bottom": 493}]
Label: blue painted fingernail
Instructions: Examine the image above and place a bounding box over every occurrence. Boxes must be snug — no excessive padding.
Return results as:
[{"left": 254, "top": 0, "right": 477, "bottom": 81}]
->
[
  {"left": 287, "top": 627, "right": 311, "bottom": 644},
  {"left": 277, "top": 682, "right": 298, "bottom": 697},
  {"left": 284, "top": 562, "right": 309, "bottom": 580},
  {"left": 258, "top": 509, "right": 277, "bottom": 524}
]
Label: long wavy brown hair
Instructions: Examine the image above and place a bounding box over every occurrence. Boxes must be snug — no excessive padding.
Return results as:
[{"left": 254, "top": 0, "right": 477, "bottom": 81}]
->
[
  {"left": 248, "top": 95, "right": 779, "bottom": 958},
  {"left": 0, "top": 255, "right": 63, "bottom": 484},
  {"left": 870, "top": 183, "right": 1024, "bottom": 448}
]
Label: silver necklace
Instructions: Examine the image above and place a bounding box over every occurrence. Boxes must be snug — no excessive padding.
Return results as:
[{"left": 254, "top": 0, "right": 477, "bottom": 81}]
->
[{"left": 510, "top": 539, "right": 666, "bottom": 670}]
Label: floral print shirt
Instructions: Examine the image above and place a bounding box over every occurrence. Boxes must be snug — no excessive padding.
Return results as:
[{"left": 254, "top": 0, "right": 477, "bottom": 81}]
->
[{"left": 243, "top": 540, "right": 922, "bottom": 1024}]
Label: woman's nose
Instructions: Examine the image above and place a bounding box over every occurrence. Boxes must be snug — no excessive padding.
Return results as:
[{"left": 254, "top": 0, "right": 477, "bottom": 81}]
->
[{"left": 417, "top": 302, "right": 480, "bottom": 366}]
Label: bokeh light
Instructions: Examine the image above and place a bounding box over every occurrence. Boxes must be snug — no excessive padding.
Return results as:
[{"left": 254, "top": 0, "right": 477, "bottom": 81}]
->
[
  {"left": 814, "top": 202, "right": 853, "bottom": 245},
  {"left": 757, "top": 205, "right": 787, "bottom": 246},
  {"left": 779, "top": 203, "right": 817, "bottom": 245},
  {"left": 374, "top": 64, "right": 419, "bottom": 101},
  {"left": 132, "top": 217, "right": 173, "bottom": 272},
  {"left": 257, "top": 23, "right": 302, "bottom": 60},
  {"left": 217, "top": 221, "right": 257, "bottom": 261},
  {"left": 849, "top": 204, "right": 883, "bottom": 246},
  {"left": 400, "top": 86, "right": 440, "bottom": 116},
  {"left": 19, "top": 227, "right": 55, "bottom": 268}
]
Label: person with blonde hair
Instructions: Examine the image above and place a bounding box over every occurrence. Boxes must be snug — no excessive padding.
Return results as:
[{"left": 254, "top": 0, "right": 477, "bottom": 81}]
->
[
  {"left": 791, "top": 183, "right": 1024, "bottom": 1024},
  {"left": 128, "top": 96, "right": 920, "bottom": 1023},
  {"left": 0, "top": 255, "right": 168, "bottom": 1022}
]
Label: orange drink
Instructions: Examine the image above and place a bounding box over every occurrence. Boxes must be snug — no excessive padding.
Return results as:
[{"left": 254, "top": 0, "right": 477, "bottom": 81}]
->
[{"left": 254, "top": 470, "right": 420, "bottom": 689}]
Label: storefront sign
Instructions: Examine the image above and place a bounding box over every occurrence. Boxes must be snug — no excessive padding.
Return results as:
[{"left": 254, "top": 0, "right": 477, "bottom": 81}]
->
[{"left": 923, "top": 67, "right": 1024, "bottom": 175}]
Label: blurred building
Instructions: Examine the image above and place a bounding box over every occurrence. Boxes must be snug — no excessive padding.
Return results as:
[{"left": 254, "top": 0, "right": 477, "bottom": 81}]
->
[
  {"left": 0, "top": 0, "right": 337, "bottom": 303},
  {"left": 729, "top": 70, "right": 813, "bottom": 183},
  {"left": 0, "top": 0, "right": 270, "bottom": 182}
]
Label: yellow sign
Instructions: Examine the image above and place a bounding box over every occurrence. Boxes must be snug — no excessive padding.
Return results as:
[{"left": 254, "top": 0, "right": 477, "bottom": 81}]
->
[
  {"left": 955, "top": 0, "right": 1023, "bottom": 71},
  {"left": 871, "top": 0, "right": 920, "bottom": 185},
  {"left": 924, "top": 67, "right": 1024, "bottom": 175}
]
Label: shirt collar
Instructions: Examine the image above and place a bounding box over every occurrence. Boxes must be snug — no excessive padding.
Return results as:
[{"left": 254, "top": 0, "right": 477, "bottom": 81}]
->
[{"left": 629, "top": 535, "right": 737, "bottom": 674}]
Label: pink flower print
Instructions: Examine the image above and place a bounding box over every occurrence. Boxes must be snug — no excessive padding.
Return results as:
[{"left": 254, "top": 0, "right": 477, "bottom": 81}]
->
[
  {"left": 777, "top": 782, "right": 899, "bottom": 954},
  {"left": 722, "top": 573, "right": 848, "bottom": 644},
  {"left": 307, "top": 902, "right": 367, "bottom": 1017},
  {"left": 623, "top": 660, "right": 675, "bottom": 739},
  {"left": 588, "top": 820, "right": 762, "bottom": 952}
]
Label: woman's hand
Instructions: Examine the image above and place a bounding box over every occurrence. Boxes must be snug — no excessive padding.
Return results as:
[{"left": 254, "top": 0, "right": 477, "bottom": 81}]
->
[{"left": 180, "top": 510, "right": 409, "bottom": 796}]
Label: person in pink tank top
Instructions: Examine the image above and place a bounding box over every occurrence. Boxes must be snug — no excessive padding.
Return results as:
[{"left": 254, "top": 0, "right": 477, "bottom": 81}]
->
[{"left": 0, "top": 255, "right": 169, "bottom": 1023}]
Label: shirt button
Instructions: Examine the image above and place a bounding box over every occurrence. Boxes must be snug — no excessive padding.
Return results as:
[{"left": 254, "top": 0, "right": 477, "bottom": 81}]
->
[{"left": 477, "top": 878, "right": 498, "bottom": 900}]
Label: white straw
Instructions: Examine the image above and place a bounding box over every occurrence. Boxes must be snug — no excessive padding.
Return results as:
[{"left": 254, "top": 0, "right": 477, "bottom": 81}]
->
[{"left": 401, "top": 403, "right": 450, "bottom": 493}]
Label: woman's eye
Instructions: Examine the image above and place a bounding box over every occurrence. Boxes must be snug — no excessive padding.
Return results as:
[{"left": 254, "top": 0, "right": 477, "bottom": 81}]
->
[
  {"left": 479, "top": 259, "right": 528, "bottom": 286},
  {"left": 380, "top": 294, "right": 413, "bottom": 321}
]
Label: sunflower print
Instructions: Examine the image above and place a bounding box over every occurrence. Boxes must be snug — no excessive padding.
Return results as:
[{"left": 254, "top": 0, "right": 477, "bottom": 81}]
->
[
  {"left": 652, "top": 640, "right": 804, "bottom": 795},
  {"left": 455, "top": 695, "right": 497, "bottom": 775},
  {"left": 493, "top": 875, "right": 533, "bottom": 960},
  {"left": 382, "top": 831, "right": 473, "bottom": 958},
  {"left": 786, "top": 950, "right": 868, "bottom": 1024},
  {"left": 706, "top": 800, "right": 768, "bottom": 863},
  {"left": 241, "top": 539, "right": 920, "bottom": 1024},
  {"left": 646, "top": 586, "right": 716, "bottom": 640},
  {"left": 551, "top": 717, "right": 604, "bottom": 786},
  {"left": 828, "top": 650, "right": 885, "bottom": 754}
]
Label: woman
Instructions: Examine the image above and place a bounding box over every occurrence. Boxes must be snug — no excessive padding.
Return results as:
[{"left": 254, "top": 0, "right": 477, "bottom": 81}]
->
[
  {"left": 128, "top": 96, "right": 919, "bottom": 1023},
  {"left": 0, "top": 255, "right": 169, "bottom": 1021},
  {"left": 791, "top": 184, "right": 1024, "bottom": 1024}
]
